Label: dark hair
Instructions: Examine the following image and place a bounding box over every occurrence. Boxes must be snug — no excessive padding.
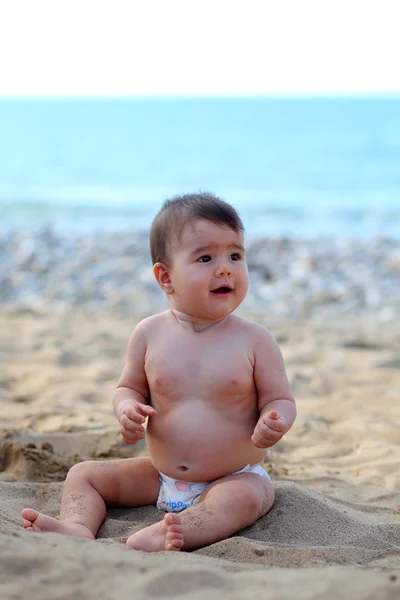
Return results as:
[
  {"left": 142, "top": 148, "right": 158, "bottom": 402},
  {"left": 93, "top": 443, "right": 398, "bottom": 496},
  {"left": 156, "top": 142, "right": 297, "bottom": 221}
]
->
[{"left": 150, "top": 192, "right": 244, "bottom": 265}]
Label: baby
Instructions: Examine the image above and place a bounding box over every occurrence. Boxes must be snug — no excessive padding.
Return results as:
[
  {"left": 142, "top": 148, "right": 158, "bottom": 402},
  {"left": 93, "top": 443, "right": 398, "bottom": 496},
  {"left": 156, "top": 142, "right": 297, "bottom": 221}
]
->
[{"left": 21, "top": 192, "right": 296, "bottom": 552}]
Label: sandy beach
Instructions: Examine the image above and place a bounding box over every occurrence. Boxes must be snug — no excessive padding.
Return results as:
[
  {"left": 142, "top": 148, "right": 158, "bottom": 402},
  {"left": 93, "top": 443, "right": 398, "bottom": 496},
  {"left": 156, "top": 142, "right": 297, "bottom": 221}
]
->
[
  {"left": 0, "top": 307, "right": 399, "bottom": 599},
  {"left": 1, "top": 231, "right": 399, "bottom": 599}
]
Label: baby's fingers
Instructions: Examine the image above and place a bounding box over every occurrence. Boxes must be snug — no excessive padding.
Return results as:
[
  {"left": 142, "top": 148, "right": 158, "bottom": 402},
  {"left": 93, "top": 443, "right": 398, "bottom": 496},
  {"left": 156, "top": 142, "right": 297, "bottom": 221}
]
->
[
  {"left": 120, "top": 413, "right": 145, "bottom": 435},
  {"left": 122, "top": 409, "right": 145, "bottom": 425},
  {"left": 267, "top": 411, "right": 279, "bottom": 420},
  {"left": 120, "top": 422, "right": 145, "bottom": 442},
  {"left": 251, "top": 433, "right": 268, "bottom": 448},
  {"left": 251, "top": 431, "right": 276, "bottom": 448},
  {"left": 251, "top": 426, "right": 280, "bottom": 449},
  {"left": 121, "top": 423, "right": 144, "bottom": 437},
  {"left": 263, "top": 415, "right": 287, "bottom": 433}
]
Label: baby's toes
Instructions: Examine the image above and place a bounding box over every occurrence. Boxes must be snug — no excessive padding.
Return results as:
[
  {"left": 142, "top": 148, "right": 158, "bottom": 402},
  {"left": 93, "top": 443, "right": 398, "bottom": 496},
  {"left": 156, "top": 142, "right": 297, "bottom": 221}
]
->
[
  {"left": 166, "top": 533, "right": 184, "bottom": 550},
  {"left": 164, "top": 513, "right": 184, "bottom": 551}
]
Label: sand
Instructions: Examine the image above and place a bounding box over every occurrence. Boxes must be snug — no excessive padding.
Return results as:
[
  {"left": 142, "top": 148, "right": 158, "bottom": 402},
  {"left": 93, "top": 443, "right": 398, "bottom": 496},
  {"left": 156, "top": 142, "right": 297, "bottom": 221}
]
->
[{"left": 0, "top": 308, "right": 399, "bottom": 599}]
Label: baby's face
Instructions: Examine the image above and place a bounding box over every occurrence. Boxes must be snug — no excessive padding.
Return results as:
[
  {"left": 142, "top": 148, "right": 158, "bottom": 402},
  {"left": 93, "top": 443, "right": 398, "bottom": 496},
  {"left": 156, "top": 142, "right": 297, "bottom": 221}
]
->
[{"left": 167, "top": 219, "right": 248, "bottom": 321}]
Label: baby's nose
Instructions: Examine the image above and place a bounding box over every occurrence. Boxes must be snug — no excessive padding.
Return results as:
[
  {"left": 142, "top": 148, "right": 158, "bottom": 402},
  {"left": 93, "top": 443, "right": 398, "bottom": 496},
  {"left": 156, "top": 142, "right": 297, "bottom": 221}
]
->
[{"left": 216, "top": 262, "right": 232, "bottom": 276}]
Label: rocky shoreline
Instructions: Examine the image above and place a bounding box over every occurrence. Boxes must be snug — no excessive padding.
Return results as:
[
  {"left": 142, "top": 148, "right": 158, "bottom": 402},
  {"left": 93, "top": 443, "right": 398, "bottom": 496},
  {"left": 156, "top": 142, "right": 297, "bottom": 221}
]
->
[{"left": 1, "top": 226, "right": 399, "bottom": 321}]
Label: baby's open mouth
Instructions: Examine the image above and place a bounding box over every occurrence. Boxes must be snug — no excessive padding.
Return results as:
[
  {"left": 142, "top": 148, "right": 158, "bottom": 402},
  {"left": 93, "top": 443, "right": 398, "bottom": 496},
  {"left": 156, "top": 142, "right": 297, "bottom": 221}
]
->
[{"left": 211, "top": 286, "right": 232, "bottom": 295}]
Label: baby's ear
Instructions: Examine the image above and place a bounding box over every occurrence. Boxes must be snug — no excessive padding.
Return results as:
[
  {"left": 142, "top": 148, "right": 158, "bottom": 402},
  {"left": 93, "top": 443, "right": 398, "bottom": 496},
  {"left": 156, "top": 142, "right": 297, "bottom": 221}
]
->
[{"left": 153, "top": 262, "right": 174, "bottom": 294}]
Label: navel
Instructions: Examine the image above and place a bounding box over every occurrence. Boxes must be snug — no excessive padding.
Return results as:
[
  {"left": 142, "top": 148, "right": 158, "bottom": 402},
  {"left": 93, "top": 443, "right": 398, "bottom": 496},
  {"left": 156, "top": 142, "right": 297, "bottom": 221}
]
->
[{"left": 178, "top": 465, "right": 189, "bottom": 472}]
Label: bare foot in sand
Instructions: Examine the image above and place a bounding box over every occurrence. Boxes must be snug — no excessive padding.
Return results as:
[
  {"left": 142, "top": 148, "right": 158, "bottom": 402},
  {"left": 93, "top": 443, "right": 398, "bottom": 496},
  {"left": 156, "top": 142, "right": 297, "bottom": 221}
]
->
[
  {"left": 21, "top": 508, "right": 94, "bottom": 540},
  {"left": 126, "top": 512, "right": 184, "bottom": 552}
]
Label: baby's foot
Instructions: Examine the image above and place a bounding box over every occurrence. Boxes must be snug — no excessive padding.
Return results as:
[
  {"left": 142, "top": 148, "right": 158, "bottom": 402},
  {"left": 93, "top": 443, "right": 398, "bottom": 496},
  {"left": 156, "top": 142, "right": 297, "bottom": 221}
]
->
[
  {"left": 21, "top": 508, "right": 94, "bottom": 540},
  {"left": 126, "top": 512, "right": 184, "bottom": 552}
]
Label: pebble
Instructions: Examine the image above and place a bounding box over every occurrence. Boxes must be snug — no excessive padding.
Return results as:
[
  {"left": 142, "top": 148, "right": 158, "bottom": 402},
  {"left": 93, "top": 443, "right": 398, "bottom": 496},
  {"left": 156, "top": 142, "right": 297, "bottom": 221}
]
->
[{"left": 0, "top": 227, "right": 399, "bottom": 320}]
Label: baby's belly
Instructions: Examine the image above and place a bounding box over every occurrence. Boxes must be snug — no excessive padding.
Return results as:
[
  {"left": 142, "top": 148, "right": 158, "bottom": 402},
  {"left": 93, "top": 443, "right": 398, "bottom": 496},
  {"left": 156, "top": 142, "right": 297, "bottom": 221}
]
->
[{"left": 146, "top": 401, "right": 265, "bottom": 482}]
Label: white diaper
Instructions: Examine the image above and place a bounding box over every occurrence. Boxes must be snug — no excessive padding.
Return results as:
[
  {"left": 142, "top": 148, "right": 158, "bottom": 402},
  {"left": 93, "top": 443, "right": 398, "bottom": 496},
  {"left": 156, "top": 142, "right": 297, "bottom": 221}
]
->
[{"left": 156, "top": 460, "right": 271, "bottom": 513}]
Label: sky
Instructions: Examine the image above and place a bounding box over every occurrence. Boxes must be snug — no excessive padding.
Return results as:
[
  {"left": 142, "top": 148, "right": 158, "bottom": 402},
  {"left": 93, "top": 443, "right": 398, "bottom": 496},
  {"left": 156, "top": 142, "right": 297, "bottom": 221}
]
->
[{"left": 0, "top": 0, "right": 399, "bottom": 97}]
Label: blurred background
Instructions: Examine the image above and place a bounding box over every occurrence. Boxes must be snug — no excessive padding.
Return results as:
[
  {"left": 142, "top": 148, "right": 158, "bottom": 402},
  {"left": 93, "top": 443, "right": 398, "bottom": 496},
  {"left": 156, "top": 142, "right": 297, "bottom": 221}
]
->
[
  {"left": 1, "top": 96, "right": 400, "bottom": 239},
  {"left": 0, "top": 0, "right": 399, "bottom": 319},
  {"left": 1, "top": 0, "right": 399, "bottom": 240}
]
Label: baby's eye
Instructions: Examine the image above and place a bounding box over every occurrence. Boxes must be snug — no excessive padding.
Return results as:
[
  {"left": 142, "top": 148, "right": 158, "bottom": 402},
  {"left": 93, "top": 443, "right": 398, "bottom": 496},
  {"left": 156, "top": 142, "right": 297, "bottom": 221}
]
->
[
  {"left": 230, "top": 253, "right": 242, "bottom": 261},
  {"left": 198, "top": 255, "right": 212, "bottom": 263}
]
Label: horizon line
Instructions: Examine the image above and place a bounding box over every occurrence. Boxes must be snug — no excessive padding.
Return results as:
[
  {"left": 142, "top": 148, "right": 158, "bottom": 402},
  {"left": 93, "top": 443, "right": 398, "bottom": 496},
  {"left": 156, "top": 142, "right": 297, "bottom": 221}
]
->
[{"left": 1, "top": 92, "right": 400, "bottom": 101}]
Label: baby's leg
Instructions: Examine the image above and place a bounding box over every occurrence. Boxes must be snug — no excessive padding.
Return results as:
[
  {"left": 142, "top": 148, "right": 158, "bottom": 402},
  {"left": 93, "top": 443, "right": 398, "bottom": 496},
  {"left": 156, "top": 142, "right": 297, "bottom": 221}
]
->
[
  {"left": 21, "top": 456, "right": 160, "bottom": 539},
  {"left": 126, "top": 472, "right": 274, "bottom": 551}
]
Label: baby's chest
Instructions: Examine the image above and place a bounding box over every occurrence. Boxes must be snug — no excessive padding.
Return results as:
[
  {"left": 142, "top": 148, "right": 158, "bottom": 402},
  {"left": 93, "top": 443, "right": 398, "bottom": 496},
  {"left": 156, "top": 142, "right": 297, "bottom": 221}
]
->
[{"left": 145, "top": 344, "right": 254, "bottom": 397}]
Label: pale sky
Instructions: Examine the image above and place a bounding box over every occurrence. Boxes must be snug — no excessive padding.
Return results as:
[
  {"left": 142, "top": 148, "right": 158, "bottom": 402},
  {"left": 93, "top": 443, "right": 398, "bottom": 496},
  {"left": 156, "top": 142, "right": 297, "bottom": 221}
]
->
[{"left": 0, "top": 0, "right": 399, "bottom": 96}]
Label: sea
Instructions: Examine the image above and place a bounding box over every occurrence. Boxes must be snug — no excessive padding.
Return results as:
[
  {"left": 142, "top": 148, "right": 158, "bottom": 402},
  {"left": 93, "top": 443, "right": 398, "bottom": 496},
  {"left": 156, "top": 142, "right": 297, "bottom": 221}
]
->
[{"left": 0, "top": 97, "right": 399, "bottom": 240}]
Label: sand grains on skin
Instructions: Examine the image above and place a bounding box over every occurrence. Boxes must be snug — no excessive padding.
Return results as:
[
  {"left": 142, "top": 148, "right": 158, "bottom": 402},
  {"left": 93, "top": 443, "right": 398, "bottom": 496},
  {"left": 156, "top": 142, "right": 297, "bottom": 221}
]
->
[
  {"left": 126, "top": 513, "right": 184, "bottom": 552},
  {"left": 21, "top": 508, "right": 184, "bottom": 552},
  {"left": 21, "top": 508, "right": 95, "bottom": 540}
]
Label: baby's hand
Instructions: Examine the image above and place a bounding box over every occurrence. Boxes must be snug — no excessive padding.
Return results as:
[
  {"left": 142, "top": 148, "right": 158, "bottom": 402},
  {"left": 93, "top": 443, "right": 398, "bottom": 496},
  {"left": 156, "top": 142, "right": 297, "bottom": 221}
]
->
[
  {"left": 119, "top": 402, "right": 157, "bottom": 445},
  {"left": 251, "top": 410, "right": 288, "bottom": 449}
]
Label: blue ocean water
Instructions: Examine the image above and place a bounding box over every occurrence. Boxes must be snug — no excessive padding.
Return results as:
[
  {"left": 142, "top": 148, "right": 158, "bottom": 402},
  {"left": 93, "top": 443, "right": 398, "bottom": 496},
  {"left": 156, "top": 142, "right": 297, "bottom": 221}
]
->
[{"left": 0, "top": 98, "right": 399, "bottom": 239}]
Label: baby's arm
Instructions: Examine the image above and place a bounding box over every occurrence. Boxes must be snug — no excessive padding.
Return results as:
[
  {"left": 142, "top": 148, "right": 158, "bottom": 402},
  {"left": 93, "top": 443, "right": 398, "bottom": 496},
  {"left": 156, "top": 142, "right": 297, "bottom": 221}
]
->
[
  {"left": 251, "top": 326, "right": 296, "bottom": 449},
  {"left": 113, "top": 319, "right": 157, "bottom": 444}
]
